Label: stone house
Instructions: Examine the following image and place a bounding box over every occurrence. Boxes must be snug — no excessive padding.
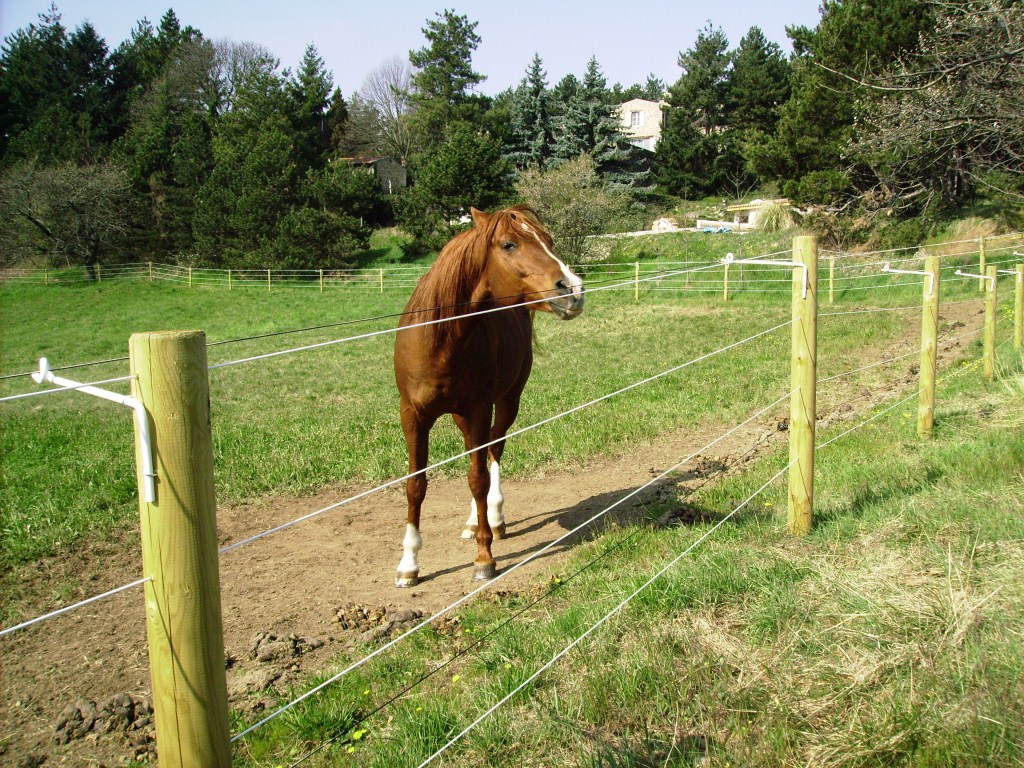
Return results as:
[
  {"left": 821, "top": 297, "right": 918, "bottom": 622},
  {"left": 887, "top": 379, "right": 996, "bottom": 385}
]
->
[{"left": 615, "top": 98, "right": 667, "bottom": 151}]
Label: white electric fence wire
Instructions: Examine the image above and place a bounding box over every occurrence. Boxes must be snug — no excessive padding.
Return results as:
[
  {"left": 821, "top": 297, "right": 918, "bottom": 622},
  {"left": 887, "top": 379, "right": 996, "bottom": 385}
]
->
[
  {"left": 230, "top": 389, "right": 795, "bottom": 743},
  {"left": 817, "top": 324, "right": 983, "bottom": 386},
  {"left": 0, "top": 374, "right": 134, "bottom": 404},
  {"left": 414, "top": 458, "right": 796, "bottom": 768},
  {"left": 820, "top": 304, "right": 922, "bottom": 318},
  {"left": 816, "top": 329, "right": 985, "bottom": 451},
  {"left": 0, "top": 577, "right": 150, "bottom": 639},
  {"left": 818, "top": 349, "right": 920, "bottom": 385},
  {"left": 219, "top": 318, "right": 793, "bottom": 555},
  {"left": 207, "top": 262, "right": 728, "bottom": 371}
]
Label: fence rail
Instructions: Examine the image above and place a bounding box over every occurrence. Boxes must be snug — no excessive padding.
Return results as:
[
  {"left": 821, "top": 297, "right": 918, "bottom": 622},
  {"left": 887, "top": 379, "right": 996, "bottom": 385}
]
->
[{"left": 5, "top": 232, "right": 1022, "bottom": 295}]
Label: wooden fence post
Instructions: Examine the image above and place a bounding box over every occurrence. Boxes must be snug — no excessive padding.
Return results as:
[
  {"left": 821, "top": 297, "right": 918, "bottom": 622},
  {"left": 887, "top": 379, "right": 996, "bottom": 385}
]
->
[
  {"left": 828, "top": 255, "right": 835, "bottom": 304},
  {"left": 1015, "top": 264, "right": 1023, "bottom": 351},
  {"left": 188, "top": 267, "right": 193, "bottom": 288},
  {"left": 788, "top": 235, "right": 818, "bottom": 536},
  {"left": 978, "top": 237, "right": 987, "bottom": 293},
  {"left": 379, "top": 267, "right": 385, "bottom": 294},
  {"left": 723, "top": 262, "right": 730, "bottom": 302},
  {"left": 918, "top": 256, "right": 940, "bottom": 438},
  {"left": 149, "top": 261, "right": 153, "bottom": 282},
  {"left": 227, "top": 270, "right": 232, "bottom": 290},
  {"left": 267, "top": 268, "right": 272, "bottom": 292},
  {"left": 129, "top": 331, "right": 231, "bottom": 768},
  {"left": 319, "top": 269, "right": 324, "bottom": 293},
  {"left": 983, "top": 265, "right": 997, "bottom": 381}
]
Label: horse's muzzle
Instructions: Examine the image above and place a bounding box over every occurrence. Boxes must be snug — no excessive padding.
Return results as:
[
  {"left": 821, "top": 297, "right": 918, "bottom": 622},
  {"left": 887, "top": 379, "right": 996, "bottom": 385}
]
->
[{"left": 548, "top": 282, "right": 585, "bottom": 320}]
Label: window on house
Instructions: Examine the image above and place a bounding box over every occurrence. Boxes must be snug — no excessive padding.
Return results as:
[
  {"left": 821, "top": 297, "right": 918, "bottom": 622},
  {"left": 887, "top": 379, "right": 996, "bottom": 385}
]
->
[{"left": 630, "top": 110, "right": 642, "bottom": 127}]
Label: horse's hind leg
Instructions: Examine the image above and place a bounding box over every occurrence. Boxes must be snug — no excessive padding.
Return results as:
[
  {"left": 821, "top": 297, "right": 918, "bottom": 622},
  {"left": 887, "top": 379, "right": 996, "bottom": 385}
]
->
[{"left": 396, "top": 404, "right": 433, "bottom": 588}]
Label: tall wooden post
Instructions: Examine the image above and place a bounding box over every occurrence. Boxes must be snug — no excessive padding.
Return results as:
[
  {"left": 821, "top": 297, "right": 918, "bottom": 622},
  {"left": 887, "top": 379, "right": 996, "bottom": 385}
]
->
[
  {"left": 723, "top": 262, "right": 730, "bottom": 302},
  {"left": 149, "top": 261, "right": 154, "bottom": 282},
  {"left": 267, "top": 269, "right": 271, "bottom": 292},
  {"left": 129, "top": 331, "right": 231, "bottom": 768},
  {"left": 983, "top": 265, "right": 997, "bottom": 381},
  {"left": 1015, "top": 265, "right": 1023, "bottom": 351},
  {"left": 188, "top": 267, "right": 193, "bottom": 288},
  {"left": 918, "top": 256, "right": 940, "bottom": 438},
  {"left": 379, "top": 267, "right": 385, "bottom": 294},
  {"left": 828, "top": 255, "right": 835, "bottom": 304},
  {"left": 319, "top": 269, "right": 324, "bottom": 293},
  {"left": 979, "top": 237, "right": 987, "bottom": 293},
  {"left": 788, "top": 236, "right": 818, "bottom": 535},
  {"left": 227, "top": 270, "right": 232, "bottom": 290}
]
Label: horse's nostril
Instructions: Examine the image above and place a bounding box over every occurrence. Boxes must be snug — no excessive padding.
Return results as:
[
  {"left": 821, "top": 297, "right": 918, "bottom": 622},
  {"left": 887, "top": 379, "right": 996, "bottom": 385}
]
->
[{"left": 555, "top": 279, "right": 570, "bottom": 293}]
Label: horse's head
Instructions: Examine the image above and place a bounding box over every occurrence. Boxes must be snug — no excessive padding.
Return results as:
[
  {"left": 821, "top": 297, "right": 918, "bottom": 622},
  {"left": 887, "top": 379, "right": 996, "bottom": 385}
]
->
[{"left": 472, "top": 205, "right": 584, "bottom": 320}]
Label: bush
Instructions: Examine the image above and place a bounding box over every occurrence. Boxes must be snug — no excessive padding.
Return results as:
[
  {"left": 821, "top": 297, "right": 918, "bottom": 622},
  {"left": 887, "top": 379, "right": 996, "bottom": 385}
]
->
[
  {"left": 514, "top": 154, "right": 633, "bottom": 262},
  {"left": 784, "top": 170, "right": 852, "bottom": 206}
]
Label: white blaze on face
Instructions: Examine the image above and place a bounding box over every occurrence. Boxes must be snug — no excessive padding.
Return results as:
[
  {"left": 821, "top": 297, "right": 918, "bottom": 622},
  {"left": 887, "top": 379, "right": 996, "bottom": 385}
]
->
[{"left": 520, "top": 221, "right": 583, "bottom": 299}]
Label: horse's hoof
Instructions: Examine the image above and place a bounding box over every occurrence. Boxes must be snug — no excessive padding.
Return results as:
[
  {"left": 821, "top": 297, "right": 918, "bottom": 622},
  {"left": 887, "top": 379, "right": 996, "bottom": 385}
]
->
[
  {"left": 395, "top": 572, "right": 419, "bottom": 588},
  {"left": 492, "top": 523, "right": 507, "bottom": 540},
  {"left": 461, "top": 526, "right": 476, "bottom": 540},
  {"left": 472, "top": 562, "right": 497, "bottom": 581}
]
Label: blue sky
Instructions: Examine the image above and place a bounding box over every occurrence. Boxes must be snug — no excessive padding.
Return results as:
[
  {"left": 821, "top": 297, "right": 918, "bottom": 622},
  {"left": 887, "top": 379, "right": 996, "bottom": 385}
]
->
[{"left": 1, "top": 1, "right": 823, "bottom": 97}]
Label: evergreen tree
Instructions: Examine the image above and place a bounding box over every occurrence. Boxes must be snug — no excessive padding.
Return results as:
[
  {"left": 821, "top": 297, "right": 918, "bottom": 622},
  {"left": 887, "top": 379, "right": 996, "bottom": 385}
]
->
[
  {"left": 407, "top": 9, "right": 486, "bottom": 149},
  {"left": 287, "top": 44, "right": 335, "bottom": 170},
  {"left": 669, "top": 23, "right": 732, "bottom": 136},
  {"left": 397, "top": 121, "right": 510, "bottom": 250},
  {"left": 505, "top": 53, "right": 551, "bottom": 170},
  {"left": 115, "top": 37, "right": 217, "bottom": 256},
  {"left": 0, "top": 9, "right": 117, "bottom": 164},
  {"left": 193, "top": 55, "right": 296, "bottom": 265},
  {"left": 656, "top": 24, "right": 750, "bottom": 197},
  {"left": 550, "top": 57, "right": 641, "bottom": 185},
  {"left": 610, "top": 74, "right": 666, "bottom": 103},
  {"left": 752, "top": 0, "right": 933, "bottom": 198},
  {"left": 729, "top": 27, "right": 790, "bottom": 133}
]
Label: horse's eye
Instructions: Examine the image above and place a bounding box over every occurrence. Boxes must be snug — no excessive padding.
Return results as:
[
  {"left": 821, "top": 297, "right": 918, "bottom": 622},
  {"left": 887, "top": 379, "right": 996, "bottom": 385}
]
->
[{"left": 501, "top": 241, "right": 518, "bottom": 252}]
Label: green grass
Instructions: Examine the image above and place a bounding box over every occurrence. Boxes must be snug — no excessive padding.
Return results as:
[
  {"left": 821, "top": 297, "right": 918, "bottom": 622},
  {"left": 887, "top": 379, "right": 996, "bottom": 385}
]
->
[
  {"left": 2, "top": 247, "right": 1023, "bottom": 764},
  {"left": 1, "top": 253, "right": 1013, "bottom": 575},
  {"left": 230, "top": 350, "right": 1024, "bottom": 768}
]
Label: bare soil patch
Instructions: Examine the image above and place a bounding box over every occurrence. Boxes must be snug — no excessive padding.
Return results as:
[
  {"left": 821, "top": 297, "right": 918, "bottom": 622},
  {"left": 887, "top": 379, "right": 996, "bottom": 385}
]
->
[{"left": 0, "top": 302, "right": 983, "bottom": 767}]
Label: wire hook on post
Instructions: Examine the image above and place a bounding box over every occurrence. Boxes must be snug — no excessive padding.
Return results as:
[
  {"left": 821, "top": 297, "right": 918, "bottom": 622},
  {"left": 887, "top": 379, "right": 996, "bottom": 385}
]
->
[
  {"left": 32, "top": 357, "right": 156, "bottom": 502},
  {"left": 954, "top": 269, "right": 996, "bottom": 290},
  {"left": 881, "top": 262, "right": 936, "bottom": 295},
  {"left": 721, "top": 253, "right": 809, "bottom": 298}
]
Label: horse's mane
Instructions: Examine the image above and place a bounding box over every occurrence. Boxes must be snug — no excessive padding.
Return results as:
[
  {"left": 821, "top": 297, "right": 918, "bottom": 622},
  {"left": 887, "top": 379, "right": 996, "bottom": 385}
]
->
[{"left": 405, "top": 206, "right": 541, "bottom": 351}]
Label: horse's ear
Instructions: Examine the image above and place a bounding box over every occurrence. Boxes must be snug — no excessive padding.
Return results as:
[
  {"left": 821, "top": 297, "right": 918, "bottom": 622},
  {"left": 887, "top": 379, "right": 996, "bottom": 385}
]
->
[{"left": 470, "top": 207, "right": 489, "bottom": 227}]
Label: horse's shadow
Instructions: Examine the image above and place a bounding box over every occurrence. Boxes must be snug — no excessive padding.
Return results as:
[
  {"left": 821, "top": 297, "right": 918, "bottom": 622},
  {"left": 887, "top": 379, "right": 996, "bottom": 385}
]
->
[{"left": 421, "top": 473, "right": 719, "bottom": 582}]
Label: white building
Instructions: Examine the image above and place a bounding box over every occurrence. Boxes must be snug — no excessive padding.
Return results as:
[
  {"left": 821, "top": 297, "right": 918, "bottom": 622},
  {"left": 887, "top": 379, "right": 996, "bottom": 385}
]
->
[{"left": 615, "top": 98, "right": 667, "bottom": 151}]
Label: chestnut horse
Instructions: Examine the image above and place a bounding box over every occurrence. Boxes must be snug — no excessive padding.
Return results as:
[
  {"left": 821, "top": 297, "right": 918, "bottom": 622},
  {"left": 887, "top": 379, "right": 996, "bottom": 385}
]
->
[{"left": 393, "top": 205, "right": 584, "bottom": 587}]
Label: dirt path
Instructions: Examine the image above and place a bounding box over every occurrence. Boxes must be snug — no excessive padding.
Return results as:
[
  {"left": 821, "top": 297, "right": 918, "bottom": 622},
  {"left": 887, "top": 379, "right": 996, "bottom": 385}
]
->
[{"left": 0, "top": 303, "right": 984, "bottom": 767}]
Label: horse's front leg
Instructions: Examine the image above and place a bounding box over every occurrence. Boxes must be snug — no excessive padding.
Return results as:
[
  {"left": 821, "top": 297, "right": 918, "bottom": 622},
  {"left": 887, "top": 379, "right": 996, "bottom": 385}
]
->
[
  {"left": 397, "top": 404, "right": 433, "bottom": 588},
  {"left": 461, "top": 460, "right": 505, "bottom": 540},
  {"left": 460, "top": 409, "right": 497, "bottom": 580}
]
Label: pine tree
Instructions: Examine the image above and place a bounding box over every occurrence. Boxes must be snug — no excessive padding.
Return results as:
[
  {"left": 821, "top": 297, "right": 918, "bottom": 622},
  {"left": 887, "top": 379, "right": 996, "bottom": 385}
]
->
[
  {"left": 752, "top": 0, "right": 933, "bottom": 195},
  {"left": 0, "top": 9, "right": 117, "bottom": 164},
  {"left": 656, "top": 24, "right": 746, "bottom": 196},
  {"left": 506, "top": 53, "right": 551, "bottom": 170},
  {"left": 729, "top": 27, "right": 790, "bottom": 133},
  {"left": 407, "top": 10, "right": 486, "bottom": 149},
  {"left": 287, "top": 44, "right": 335, "bottom": 170}
]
